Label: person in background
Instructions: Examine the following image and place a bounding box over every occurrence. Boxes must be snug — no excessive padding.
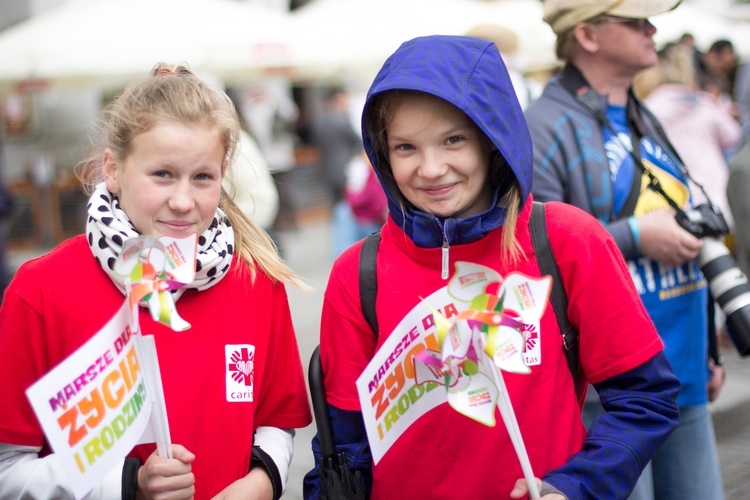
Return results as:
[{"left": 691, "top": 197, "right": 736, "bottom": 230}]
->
[
  {"left": 727, "top": 65, "right": 750, "bottom": 278},
  {"left": 310, "top": 87, "right": 364, "bottom": 256},
  {"left": 632, "top": 42, "right": 676, "bottom": 101},
  {"left": 700, "top": 39, "right": 739, "bottom": 104},
  {"left": 643, "top": 41, "right": 740, "bottom": 407},
  {"left": 727, "top": 139, "right": 750, "bottom": 277},
  {"left": 342, "top": 150, "right": 387, "bottom": 240},
  {"left": 0, "top": 140, "right": 12, "bottom": 303},
  {"left": 733, "top": 60, "right": 750, "bottom": 143},
  {"left": 226, "top": 87, "right": 284, "bottom": 255},
  {"left": 0, "top": 63, "right": 312, "bottom": 499},
  {"left": 678, "top": 32, "right": 704, "bottom": 77},
  {"left": 241, "top": 79, "right": 301, "bottom": 232},
  {"left": 304, "top": 34, "right": 679, "bottom": 499},
  {"left": 698, "top": 39, "right": 740, "bottom": 158},
  {"left": 226, "top": 129, "right": 280, "bottom": 232},
  {"left": 224, "top": 130, "right": 282, "bottom": 253},
  {"left": 644, "top": 43, "right": 741, "bottom": 229},
  {"left": 525, "top": 1, "right": 725, "bottom": 498}
]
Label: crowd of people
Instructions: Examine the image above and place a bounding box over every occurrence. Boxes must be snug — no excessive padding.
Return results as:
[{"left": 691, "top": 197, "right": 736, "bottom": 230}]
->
[{"left": 0, "top": 0, "right": 748, "bottom": 498}]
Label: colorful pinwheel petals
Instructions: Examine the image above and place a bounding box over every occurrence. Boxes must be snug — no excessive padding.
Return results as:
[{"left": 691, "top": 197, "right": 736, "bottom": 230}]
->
[
  {"left": 413, "top": 262, "right": 552, "bottom": 499},
  {"left": 114, "top": 235, "right": 197, "bottom": 332}
]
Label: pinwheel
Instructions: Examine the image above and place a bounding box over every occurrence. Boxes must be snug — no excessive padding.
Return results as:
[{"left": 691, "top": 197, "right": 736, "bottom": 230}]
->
[
  {"left": 414, "top": 264, "right": 551, "bottom": 500},
  {"left": 111, "top": 234, "right": 199, "bottom": 459},
  {"left": 114, "top": 235, "right": 197, "bottom": 332}
]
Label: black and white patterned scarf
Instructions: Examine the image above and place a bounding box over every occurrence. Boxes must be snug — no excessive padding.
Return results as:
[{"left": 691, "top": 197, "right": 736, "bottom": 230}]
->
[{"left": 86, "top": 182, "right": 234, "bottom": 300}]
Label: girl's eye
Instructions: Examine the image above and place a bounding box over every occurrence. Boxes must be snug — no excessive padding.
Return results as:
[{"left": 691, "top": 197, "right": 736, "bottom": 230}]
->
[
  {"left": 195, "top": 173, "right": 213, "bottom": 181},
  {"left": 153, "top": 171, "right": 171, "bottom": 178},
  {"left": 394, "top": 143, "right": 415, "bottom": 152},
  {"left": 446, "top": 136, "right": 463, "bottom": 145}
]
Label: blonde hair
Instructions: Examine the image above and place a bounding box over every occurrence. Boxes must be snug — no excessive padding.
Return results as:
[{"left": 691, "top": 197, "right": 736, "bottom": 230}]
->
[
  {"left": 77, "top": 63, "right": 304, "bottom": 287},
  {"left": 363, "top": 90, "right": 523, "bottom": 263},
  {"left": 634, "top": 44, "right": 697, "bottom": 100},
  {"left": 658, "top": 44, "right": 696, "bottom": 88},
  {"left": 633, "top": 65, "right": 664, "bottom": 100}
]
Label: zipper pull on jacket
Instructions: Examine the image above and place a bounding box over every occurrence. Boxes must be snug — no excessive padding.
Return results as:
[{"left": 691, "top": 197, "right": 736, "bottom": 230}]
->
[{"left": 441, "top": 237, "right": 450, "bottom": 280}]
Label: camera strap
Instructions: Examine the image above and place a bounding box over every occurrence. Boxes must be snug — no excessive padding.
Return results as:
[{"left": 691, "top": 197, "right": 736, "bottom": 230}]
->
[
  {"left": 637, "top": 101, "right": 724, "bottom": 213},
  {"left": 557, "top": 64, "right": 716, "bottom": 218}
]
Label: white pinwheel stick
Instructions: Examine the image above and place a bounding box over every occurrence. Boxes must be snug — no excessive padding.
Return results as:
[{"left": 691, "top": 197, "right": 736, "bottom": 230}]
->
[
  {"left": 491, "top": 366, "right": 541, "bottom": 499},
  {"left": 137, "top": 334, "right": 173, "bottom": 459}
]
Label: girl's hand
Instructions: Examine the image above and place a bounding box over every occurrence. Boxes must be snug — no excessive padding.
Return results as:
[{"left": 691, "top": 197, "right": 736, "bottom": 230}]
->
[
  {"left": 136, "top": 444, "right": 196, "bottom": 500},
  {"left": 510, "top": 478, "right": 567, "bottom": 499},
  {"left": 210, "top": 467, "right": 274, "bottom": 500}
]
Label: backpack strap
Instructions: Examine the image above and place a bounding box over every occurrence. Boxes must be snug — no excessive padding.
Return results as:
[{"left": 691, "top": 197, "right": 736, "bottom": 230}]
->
[
  {"left": 359, "top": 232, "right": 381, "bottom": 336},
  {"left": 530, "top": 202, "right": 584, "bottom": 400}
]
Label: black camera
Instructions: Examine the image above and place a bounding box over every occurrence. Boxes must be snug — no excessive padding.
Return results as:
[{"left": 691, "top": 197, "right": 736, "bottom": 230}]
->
[
  {"left": 675, "top": 203, "right": 730, "bottom": 239},
  {"left": 677, "top": 204, "right": 750, "bottom": 357}
]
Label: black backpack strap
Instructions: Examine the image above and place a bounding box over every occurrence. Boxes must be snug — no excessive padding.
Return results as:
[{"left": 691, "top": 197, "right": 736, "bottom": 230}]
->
[
  {"left": 359, "top": 232, "right": 381, "bottom": 336},
  {"left": 308, "top": 346, "right": 335, "bottom": 457},
  {"left": 530, "top": 202, "right": 584, "bottom": 399}
]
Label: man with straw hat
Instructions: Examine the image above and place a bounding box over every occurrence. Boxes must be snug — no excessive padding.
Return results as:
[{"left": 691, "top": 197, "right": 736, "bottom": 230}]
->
[{"left": 526, "top": 1, "right": 725, "bottom": 498}]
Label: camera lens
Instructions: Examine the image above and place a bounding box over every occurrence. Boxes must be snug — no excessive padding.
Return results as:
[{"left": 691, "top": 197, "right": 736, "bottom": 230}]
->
[{"left": 698, "top": 238, "right": 750, "bottom": 357}]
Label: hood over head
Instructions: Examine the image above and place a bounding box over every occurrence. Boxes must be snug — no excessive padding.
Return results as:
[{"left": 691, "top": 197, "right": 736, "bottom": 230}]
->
[{"left": 361, "top": 35, "right": 533, "bottom": 247}]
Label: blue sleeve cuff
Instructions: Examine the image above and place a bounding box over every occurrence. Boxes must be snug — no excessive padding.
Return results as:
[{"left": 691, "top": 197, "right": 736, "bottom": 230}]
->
[
  {"left": 543, "top": 351, "right": 680, "bottom": 498},
  {"left": 628, "top": 215, "right": 640, "bottom": 250}
]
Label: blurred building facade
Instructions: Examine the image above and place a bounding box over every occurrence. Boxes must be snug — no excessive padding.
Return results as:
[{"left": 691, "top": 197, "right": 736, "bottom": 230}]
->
[
  {"left": 0, "top": 0, "right": 333, "bottom": 262},
  {"left": 0, "top": 0, "right": 746, "bottom": 259}
]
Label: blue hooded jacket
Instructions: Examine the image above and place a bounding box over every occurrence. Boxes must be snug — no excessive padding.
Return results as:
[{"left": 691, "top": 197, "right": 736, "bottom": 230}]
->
[{"left": 362, "top": 35, "right": 533, "bottom": 248}]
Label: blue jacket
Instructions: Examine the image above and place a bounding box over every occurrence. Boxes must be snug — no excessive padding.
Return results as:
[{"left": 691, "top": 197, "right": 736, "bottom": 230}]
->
[{"left": 525, "top": 64, "right": 709, "bottom": 408}]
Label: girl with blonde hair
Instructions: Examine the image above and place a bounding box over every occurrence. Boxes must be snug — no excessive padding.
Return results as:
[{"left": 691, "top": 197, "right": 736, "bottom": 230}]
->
[{"left": 0, "top": 63, "right": 312, "bottom": 499}]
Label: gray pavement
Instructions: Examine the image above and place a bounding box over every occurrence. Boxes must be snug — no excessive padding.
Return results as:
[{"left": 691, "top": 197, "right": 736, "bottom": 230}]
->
[
  {"left": 277, "top": 220, "right": 332, "bottom": 500},
  {"left": 711, "top": 345, "right": 750, "bottom": 498},
  {"left": 277, "top": 219, "right": 750, "bottom": 499}
]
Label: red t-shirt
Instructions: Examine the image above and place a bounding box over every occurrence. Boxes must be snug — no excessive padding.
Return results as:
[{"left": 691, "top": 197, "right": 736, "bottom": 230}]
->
[
  {"left": 0, "top": 236, "right": 312, "bottom": 498},
  {"left": 320, "top": 200, "right": 662, "bottom": 498}
]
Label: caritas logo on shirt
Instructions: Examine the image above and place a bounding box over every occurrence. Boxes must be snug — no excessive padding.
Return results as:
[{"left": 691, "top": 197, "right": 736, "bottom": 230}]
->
[{"left": 225, "top": 344, "right": 255, "bottom": 402}]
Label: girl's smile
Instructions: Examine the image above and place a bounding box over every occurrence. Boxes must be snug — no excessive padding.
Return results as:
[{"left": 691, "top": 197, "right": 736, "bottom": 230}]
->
[{"left": 386, "top": 94, "right": 494, "bottom": 219}]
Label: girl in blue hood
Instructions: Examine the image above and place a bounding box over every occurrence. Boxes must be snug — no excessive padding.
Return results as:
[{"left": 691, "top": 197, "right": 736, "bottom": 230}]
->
[{"left": 305, "top": 35, "right": 679, "bottom": 499}]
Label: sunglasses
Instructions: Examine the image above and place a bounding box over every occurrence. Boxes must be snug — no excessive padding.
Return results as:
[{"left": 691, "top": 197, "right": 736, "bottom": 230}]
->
[{"left": 592, "top": 16, "right": 652, "bottom": 32}]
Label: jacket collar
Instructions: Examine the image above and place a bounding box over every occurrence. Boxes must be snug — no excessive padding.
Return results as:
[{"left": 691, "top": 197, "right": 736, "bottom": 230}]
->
[{"left": 390, "top": 188, "right": 510, "bottom": 248}]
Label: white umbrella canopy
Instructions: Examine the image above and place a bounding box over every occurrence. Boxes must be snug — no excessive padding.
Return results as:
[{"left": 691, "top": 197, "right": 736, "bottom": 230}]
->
[
  {"left": 651, "top": 3, "right": 750, "bottom": 58},
  {"left": 0, "top": 0, "right": 295, "bottom": 90},
  {"left": 288, "top": 0, "right": 556, "bottom": 85},
  {"left": 473, "top": 0, "right": 557, "bottom": 72}
]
